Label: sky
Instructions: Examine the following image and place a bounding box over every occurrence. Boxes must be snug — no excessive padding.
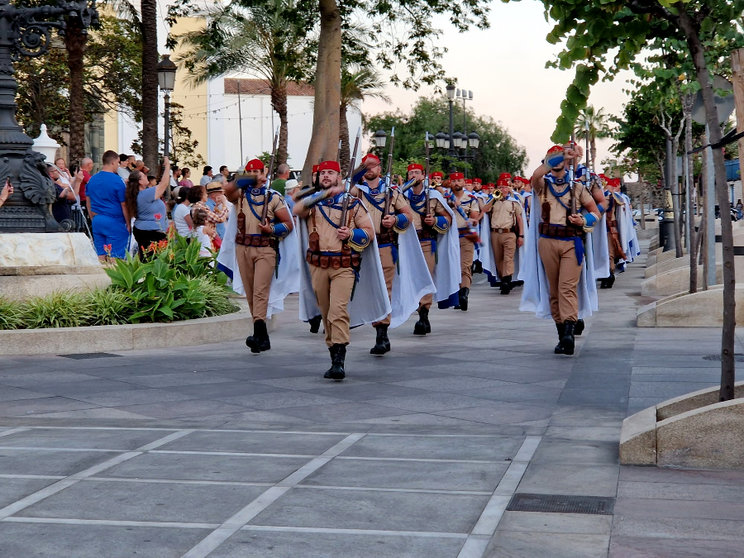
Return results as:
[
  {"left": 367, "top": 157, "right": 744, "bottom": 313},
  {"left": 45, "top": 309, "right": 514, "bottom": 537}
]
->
[{"left": 361, "top": 0, "right": 634, "bottom": 175}]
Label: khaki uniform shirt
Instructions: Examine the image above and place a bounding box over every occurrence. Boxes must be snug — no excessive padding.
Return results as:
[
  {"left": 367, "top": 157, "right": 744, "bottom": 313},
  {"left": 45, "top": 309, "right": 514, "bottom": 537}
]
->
[
  {"left": 452, "top": 193, "right": 479, "bottom": 229},
  {"left": 407, "top": 193, "right": 448, "bottom": 231},
  {"left": 236, "top": 189, "right": 286, "bottom": 235},
  {"left": 490, "top": 199, "right": 520, "bottom": 230},
  {"left": 535, "top": 178, "right": 593, "bottom": 226},
  {"left": 306, "top": 195, "right": 373, "bottom": 252},
  {"left": 351, "top": 185, "right": 408, "bottom": 235}
]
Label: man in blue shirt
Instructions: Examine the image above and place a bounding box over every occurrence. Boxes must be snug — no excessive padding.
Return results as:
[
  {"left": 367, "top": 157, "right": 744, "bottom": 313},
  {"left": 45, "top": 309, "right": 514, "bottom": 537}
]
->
[{"left": 86, "top": 150, "right": 130, "bottom": 260}]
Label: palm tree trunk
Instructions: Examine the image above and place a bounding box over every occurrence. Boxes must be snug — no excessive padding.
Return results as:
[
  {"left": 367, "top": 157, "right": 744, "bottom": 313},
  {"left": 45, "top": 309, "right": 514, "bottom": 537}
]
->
[
  {"left": 338, "top": 102, "right": 350, "bottom": 174},
  {"left": 65, "top": 24, "right": 87, "bottom": 162},
  {"left": 590, "top": 137, "right": 597, "bottom": 171},
  {"left": 141, "top": 0, "right": 159, "bottom": 171},
  {"left": 301, "top": 0, "right": 341, "bottom": 183},
  {"left": 271, "top": 81, "right": 289, "bottom": 166}
]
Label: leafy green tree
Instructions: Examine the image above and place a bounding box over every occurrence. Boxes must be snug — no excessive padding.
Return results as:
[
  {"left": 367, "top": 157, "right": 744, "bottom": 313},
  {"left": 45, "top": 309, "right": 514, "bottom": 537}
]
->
[
  {"left": 367, "top": 97, "right": 526, "bottom": 182},
  {"left": 575, "top": 105, "right": 611, "bottom": 171},
  {"left": 514, "top": 0, "right": 744, "bottom": 400},
  {"left": 171, "top": 0, "right": 314, "bottom": 167}
]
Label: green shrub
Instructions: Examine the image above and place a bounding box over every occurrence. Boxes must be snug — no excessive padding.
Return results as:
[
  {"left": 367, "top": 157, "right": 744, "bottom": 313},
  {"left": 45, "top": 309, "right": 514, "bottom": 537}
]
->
[
  {"left": 84, "top": 289, "right": 132, "bottom": 325},
  {"left": 0, "top": 297, "right": 22, "bottom": 329},
  {"left": 196, "top": 277, "right": 241, "bottom": 317},
  {"left": 16, "top": 291, "right": 92, "bottom": 329}
]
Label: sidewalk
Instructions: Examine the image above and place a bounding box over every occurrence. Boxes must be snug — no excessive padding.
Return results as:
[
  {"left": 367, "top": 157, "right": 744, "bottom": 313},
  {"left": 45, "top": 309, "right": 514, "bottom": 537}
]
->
[{"left": 1, "top": 244, "right": 743, "bottom": 557}]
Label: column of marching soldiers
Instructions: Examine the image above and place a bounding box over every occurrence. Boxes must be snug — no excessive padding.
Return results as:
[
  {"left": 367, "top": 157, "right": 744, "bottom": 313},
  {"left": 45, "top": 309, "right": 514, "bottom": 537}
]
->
[{"left": 217, "top": 139, "right": 640, "bottom": 381}]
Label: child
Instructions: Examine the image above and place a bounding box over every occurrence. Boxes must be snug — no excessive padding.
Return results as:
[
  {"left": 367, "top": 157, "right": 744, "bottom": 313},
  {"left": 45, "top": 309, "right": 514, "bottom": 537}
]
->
[{"left": 191, "top": 207, "right": 217, "bottom": 256}]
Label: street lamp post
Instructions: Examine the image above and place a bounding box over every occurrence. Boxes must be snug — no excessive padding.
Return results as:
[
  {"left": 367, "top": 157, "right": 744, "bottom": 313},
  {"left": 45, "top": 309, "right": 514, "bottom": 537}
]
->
[
  {"left": 157, "top": 54, "right": 177, "bottom": 160},
  {"left": 446, "top": 83, "right": 456, "bottom": 159},
  {"left": 437, "top": 83, "right": 479, "bottom": 174}
]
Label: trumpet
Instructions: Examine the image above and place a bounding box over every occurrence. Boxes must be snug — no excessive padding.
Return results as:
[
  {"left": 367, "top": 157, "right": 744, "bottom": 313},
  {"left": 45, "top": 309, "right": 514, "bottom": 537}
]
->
[{"left": 490, "top": 189, "right": 503, "bottom": 202}]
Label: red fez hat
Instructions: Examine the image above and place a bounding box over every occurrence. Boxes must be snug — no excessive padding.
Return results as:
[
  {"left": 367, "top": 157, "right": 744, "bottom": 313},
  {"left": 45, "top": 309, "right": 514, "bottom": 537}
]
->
[
  {"left": 465, "top": 178, "right": 473, "bottom": 184},
  {"left": 473, "top": 178, "right": 482, "bottom": 184},
  {"left": 547, "top": 145, "right": 564, "bottom": 155},
  {"left": 486, "top": 182, "right": 495, "bottom": 189},
  {"left": 318, "top": 160, "right": 341, "bottom": 173},
  {"left": 245, "top": 158, "right": 264, "bottom": 171},
  {"left": 362, "top": 153, "right": 380, "bottom": 165},
  {"left": 407, "top": 163, "right": 424, "bottom": 172},
  {"left": 498, "top": 172, "right": 512, "bottom": 182},
  {"left": 430, "top": 171, "right": 443, "bottom": 179},
  {"left": 497, "top": 178, "right": 510, "bottom": 187},
  {"left": 449, "top": 172, "right": 464, "bottom": 180},
  {"left": 312, "top": 164, "right": 319, "bottom": 173}
]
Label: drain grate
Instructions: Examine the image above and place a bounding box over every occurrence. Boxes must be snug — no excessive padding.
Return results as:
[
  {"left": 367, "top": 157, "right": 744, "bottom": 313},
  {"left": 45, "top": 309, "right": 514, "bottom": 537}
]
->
[
  {"left": 60, "top": 352, "right": 123, "bottom": 360},
  {"left": 506, "top": 493, "right": 615, "bottom": 515},
  {"left": 703, "top": 353, "right": 744, "bottom": 362}
]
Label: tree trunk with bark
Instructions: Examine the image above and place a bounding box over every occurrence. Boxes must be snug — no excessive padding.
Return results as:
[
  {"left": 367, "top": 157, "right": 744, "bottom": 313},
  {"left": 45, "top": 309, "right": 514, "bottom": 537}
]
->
[
  {"left": 301, "top": 0, "right": 341, "bottom": 183},
  {"left": 141, "top": 0, "right": 159, "bottom": 171},
  {"left": 271, "top": 81, "right": 289, "bottom": 166},
  {"left": 684, "top": 95, "right": 698, "bottom": 294},
  {"left": 65, "top": 24, "right": 87, "bottom": 162},
  {"left": 679, "top": 11, "right": 735, "bottom": 401}
]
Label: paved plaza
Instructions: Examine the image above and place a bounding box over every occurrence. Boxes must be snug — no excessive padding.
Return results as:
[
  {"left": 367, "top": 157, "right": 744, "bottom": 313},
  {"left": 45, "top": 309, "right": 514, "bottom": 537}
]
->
[{"left": 2, "top": 244, "right": 744, "bottom": 557}]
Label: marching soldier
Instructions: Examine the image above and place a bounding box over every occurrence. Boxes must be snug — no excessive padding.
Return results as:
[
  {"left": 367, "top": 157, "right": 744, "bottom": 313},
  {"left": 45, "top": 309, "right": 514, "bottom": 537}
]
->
[
  {"left": 405, "top": 165, "right": 459, "bottom": 335},
  {"left": 481, "top": 175, "right": 524, "bottom": 295},
  {"left": 448, "top": 172, "right": 481, "bottom": 311},
  {"left": 351, "top": 154, "right": 415, "bottom": 355},
  {"left": 220, "top": 158, "right": 295, "bottom": 353},
  {"left": 523, "top": 144, "right": 601, "bottom": 355},
  {"left": 293, "top": 160, "right": 386, "bottom": 381}
]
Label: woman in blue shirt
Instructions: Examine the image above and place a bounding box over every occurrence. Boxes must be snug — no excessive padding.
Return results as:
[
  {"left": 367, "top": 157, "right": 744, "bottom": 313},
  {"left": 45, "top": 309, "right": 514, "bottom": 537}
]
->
[{"left": 125, "top": 156, "right": 171, "bottom": 259}]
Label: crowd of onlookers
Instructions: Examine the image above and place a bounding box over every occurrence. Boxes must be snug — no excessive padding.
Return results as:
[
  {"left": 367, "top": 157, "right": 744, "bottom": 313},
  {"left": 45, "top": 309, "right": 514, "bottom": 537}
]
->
[{"left": 46, "top": 151, "right": 298, "bottom": 262}]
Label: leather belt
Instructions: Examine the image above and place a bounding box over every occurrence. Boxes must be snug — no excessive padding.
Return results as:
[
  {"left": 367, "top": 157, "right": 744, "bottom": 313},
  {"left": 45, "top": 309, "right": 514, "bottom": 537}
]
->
[
  {"left": 491, "top": 228, "right": 513, "bottom": 233},
  {"left": 306, "top": 249, "right": 361, "bottom": 270},
  {"left": 539, "top": 223, "right": 583, "bottom": 238},
  {"left": 235, "top": 233, "right": 275, "bottom": 247}
]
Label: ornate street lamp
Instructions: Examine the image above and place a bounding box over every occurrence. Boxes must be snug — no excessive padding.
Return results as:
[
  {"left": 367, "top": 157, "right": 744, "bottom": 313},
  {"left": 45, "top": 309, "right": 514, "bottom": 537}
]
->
[
  {"left": 468, "top": 131, "right": 480, "bottom": 150},
  {"left": 0, "top": 0, "right": 98, "bottom": 233},
  {"left": 157, "top": 54, "right": 177, "bottom": 160},
  {"left": 372, "top": 129, "right": 387, "bottom": 151}
]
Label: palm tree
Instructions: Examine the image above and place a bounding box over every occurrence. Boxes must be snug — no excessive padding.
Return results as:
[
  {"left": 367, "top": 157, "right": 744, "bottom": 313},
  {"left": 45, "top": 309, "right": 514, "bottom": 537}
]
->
[
  {"left": 174, "top": 0, "right": 314, "bottom": 168},
  {"left": 576, "top": 105, "right": 612, "bottom": 171},
  {"left": 338, "top": 65, "right": 390, "bottom": 173},
  {"left": 140, "top": 0, "right": 159, "bottom": 172}
]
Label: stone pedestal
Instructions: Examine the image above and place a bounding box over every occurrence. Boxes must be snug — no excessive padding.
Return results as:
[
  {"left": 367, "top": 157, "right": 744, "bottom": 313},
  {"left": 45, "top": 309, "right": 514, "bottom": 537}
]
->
[{"left": 0, "top": 233, "right": 109, "bottom": 300}]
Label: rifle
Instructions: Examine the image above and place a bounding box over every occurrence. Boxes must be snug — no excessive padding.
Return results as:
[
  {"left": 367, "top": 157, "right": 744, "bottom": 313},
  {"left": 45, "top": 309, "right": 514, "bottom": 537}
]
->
[
  {"left": 261, "top": 128, "right": 279, "bottom": 223},
  {"left": 340, "top": 128, "right": 361, "bottom": 230},
  {"left": 568, "top": 132, "right": 577, "bottom": 216},
  {"left": 424, "top": 131, "right": 431, "bottom": 214},
  {"left": 381, "top": 127, "right": 395, "bottom": 221}
]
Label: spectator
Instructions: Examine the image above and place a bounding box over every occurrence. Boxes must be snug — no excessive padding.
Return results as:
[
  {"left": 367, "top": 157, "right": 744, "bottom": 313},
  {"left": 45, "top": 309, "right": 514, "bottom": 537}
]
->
[
  {"left": 216, "top": 165, "right": 230, "bottom": 183},
  {"left": 170, "top": 164, "right": 180, "bottom": 189},
  {"left": 79, "top": 157, "right": 94, "bottom": 204},
  {"left": 147, "top": 175, "right": 157, "bottom": 187},
  {"left": 179, "top": 167, "right": 194, "bottom": 188},
  {"left": 205, "top": 181, "right": 230, "bottom": 239},
  {"left": 134, "top": 160, "right": 149, "bottom": 175},
  {"left": 87, "top": 149, "right": 130, "bottom": 260},
  {"left": 125, "top": 156, "right": 170, "bottom": 258},
  {"left": 271, "top": 163, "right": 290, "bottom": 194},
  {"left": 55, "top": 157, "right": 73, "bottom": 185},
  {"left": 736, "top": 199, "right": 743, "bottom": 220},
  {"left": 49, "top": 164, "right": 76, "bottom": 227},
  {"left": 0, "top": 179, "right": 12, "bottom": 208},
  {"left": 284, "top": 178, "right": 299, "bottom": 212},
  {"left": 200, "top": 165, "right": 214, "bottom": 186},
  {"left": 117, "top": 154, "right": 131, "bottom": 181},
  {"left": 191, "top": 206, "right": 217, "bottom": 256},
  {"left": 172, "top": 185, "right": 194, "bottom": 237}
]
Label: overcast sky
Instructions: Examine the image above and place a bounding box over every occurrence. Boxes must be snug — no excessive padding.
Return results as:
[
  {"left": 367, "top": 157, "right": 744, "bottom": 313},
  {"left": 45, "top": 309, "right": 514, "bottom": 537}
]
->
[{"left": 361, "top": 0, "right": 633, "bottom": 175}]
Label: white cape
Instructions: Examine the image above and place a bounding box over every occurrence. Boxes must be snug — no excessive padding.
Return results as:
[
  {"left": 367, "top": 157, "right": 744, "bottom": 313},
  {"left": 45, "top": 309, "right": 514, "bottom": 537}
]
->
[
  {"left": 355, "top": 184, "right": 436, "bottom": 329},
  {"left": 519, "top": 201, "right": 595, "bottom": 320},
  {"left": 297, "top": 209, "right": 391, "bottom": 327},
  {"left": 406, "top": 189, "right": 460, "bottom": 303},
  {"left": 618, "top": 193, "right": 640, "bottom": 262},
  {"left": 591, "top": 213, "right": 610, "bottom": 279},
  {"left": 216, "top": 202, "right": 300, "bottom": 318}
]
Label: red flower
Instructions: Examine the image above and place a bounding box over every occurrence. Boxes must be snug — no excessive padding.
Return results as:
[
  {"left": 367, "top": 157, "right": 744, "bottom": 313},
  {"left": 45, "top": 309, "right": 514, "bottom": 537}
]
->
[
  {"left": 154, "top": 213, "right": 162, "bottom": 220},
  {"left": 104, "top": 243, "right": 112, "bottom": 255}
]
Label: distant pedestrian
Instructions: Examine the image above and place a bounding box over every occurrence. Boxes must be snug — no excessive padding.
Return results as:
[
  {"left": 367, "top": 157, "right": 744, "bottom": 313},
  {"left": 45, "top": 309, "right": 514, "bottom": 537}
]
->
[
  {"left": 179, "top": 167, "right": 194, "bottom": 188},
  {"left": 200, "top": 166, "right": 214, "bottom": 186},
  {"left": 87, "top": 150, "right": 130, "bottom": 260},
  {"left": 125, "top": 156, "right": 170, "bottom": 258}
]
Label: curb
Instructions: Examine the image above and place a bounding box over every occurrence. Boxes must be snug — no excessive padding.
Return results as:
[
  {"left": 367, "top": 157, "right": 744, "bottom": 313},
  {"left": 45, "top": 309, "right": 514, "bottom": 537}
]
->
[{"left": 0, "top": 301, "right": 252, "bottom": 356}]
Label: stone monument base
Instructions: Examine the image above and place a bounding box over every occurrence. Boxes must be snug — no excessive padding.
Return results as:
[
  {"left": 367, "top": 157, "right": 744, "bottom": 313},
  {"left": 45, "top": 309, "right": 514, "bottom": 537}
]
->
[{"left": 0, "top": 232, "right": 110, "bottom": 300}]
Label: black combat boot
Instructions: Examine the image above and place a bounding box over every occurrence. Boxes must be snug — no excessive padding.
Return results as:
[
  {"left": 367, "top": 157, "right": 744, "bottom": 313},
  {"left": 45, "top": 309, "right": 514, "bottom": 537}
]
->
[
  {"left": 554, "top": 322, "right": 566, "bottom": 354},
  {"left": 459, "top": 287, "right": 470, "bottom": 311},
  {"left": 324, "top": 344, "right": 346, "bottom": 381},
  {"left": 370, "top": 325, "right": 391, "bottom": 355},
  {"left": 575, "top": 319, "right": 585, "bottom": 336},
  {"left": 561, "top": 320, "right": 577, "bottom": 355},
  {"left": 246, "top": 319, "right": 270, "bottom": 353},
  {"left": 600, "top": 273, "right": 615, "bottom": 289},
  {"left": 500, "top": 275, "right": 512, "bottom": 295},
  {"left": 413, "top": 307, "right": 430, "bottom": 335},
  {"left": 308, "top": 315, "right": 322, "bottom": 333}
]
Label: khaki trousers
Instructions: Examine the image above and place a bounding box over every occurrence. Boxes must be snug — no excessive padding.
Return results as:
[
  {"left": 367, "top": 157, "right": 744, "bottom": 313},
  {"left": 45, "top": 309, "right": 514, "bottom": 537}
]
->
[
  {"left": 236, "top": 245, "right": 276, "bottom": 322},
  {"left": 608, "top": 232, "right": 617, "bottom": 273},
  {"left": 459, "top": 237, "right": 474, "bottom": 288},
  {"left": 419, "top": 239, "right": 436, "bottom": 309},
  {"left": 310, "top": 264, "right": 355, "bottom": 347},
  {"left": 490, "top": 231, "right": 516, "bottom": 278},
  {"left": 372, "top": 245, "right": 395, "bottom": 326},
  {"left": 538, "top": 237, "right": 582, "bottom": 323}
]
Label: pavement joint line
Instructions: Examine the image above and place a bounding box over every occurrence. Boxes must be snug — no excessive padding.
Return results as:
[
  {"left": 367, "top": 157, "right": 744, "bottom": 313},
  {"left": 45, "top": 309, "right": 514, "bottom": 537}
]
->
[
  {"left": 0, "top": 427, "right": 30, "bottom": 438},
  {"left": 458, "top": 436, "right": 542, "bottom": 557},
  {"left": 2, "top": 517, "right": 219, "bottom": 529},
  {"left": 457, "top": 536, "right": 491, "bottom": 558},
  {"left": 240, "top": 524, "right": 469, "bottom": 539},
  {"left": 181, "top": 432, "right": 367, "bottom": 558},
  {"left": 0, "top": 430, "right": 193, "bottom": 520},
  {"left": 151, "top": 450, "right": 317, "bottom": 459},
  {"left": 292, "top": 485, "right": 493, "bottom": 496},
  {"left": 334, "top": 456, "right": 510, "bottom": 465},
  {"left": 0, "top": 446, "right": 127, "bottom": 453},
  {"left": 0, "top": 474, "right": 66, "bottom": 480},
  {"left": 82, "top": 477, "right": 275, "bottom": 488}
]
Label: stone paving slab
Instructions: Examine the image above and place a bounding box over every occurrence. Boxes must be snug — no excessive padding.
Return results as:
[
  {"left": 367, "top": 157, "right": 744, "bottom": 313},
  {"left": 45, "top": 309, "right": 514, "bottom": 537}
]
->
[{"left": 3, "top": 242, "right": 744, "bottom": 556}]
